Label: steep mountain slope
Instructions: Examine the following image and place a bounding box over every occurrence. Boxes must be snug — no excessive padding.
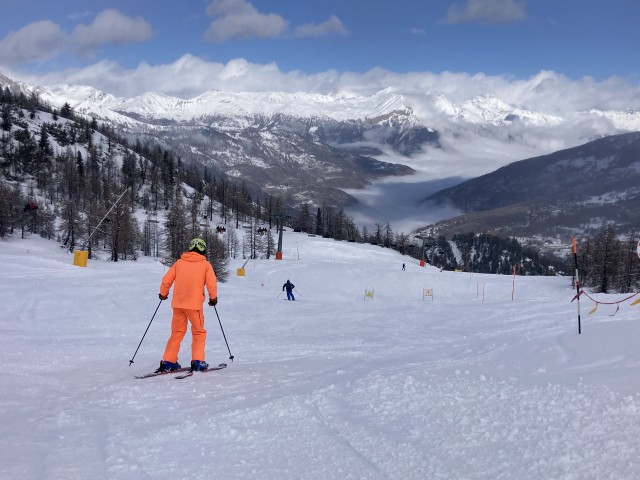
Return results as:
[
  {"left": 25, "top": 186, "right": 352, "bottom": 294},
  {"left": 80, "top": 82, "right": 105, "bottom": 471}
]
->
[
  {"left": 159, "top": 122, "right": 415, "bottom": 206},
  {"left": 421, "top": 132, "right": 640, "bottom": 238},
  {"left": 35, "top": 83, "right": 431, "bottom": 206}
]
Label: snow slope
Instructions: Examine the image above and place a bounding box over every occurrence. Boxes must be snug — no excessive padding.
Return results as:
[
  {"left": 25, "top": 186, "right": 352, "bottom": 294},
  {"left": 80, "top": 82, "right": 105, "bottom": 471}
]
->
[{"left": 2, "top": 233, "right": 640, "bottom": 479}]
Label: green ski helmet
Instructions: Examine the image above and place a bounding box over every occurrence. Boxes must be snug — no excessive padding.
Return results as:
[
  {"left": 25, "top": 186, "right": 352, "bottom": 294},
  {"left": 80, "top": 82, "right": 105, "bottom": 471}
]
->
[{"left": 189, "top": 237, "right": 206, "bottom": 253}]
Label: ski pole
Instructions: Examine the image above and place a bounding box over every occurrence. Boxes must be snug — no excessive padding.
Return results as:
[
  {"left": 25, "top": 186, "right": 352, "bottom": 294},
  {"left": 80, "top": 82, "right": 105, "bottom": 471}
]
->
[
  {"left": 213, "top": 305, "right": 234, "bottom": 361},
  {"left": 129, "top": 299, "right": 163, "bottom": 366},
  {"left": 276, "top": 291, "right": 283, "bottom": 299},
  {"left": 294, "top": 289, "right": 303, "bottom": 297}
]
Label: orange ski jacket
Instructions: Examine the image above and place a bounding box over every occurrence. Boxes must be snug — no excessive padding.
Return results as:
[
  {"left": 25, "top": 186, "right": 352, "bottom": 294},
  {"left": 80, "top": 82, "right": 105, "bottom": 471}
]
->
[{"left": 160, "top": 251, "right": 218, "bottom": 310}]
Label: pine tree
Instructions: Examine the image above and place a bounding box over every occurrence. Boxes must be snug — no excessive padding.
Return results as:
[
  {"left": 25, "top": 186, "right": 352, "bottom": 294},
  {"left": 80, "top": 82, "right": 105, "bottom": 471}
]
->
[
  {"left": 60, "top": 102, "right": 73, "bottom": 119},
  {"left": 1, "top": 105, "right": 12, "bottom": 132},
  {"left": 384, "top": 223, "right": 393, "bottom": 247},
  {"left": 59, "top": 198, "right": 83, "bottom": 252},
  {"left": 164, "top": 191, "right": 189, "bottom": 261},
  {"left": 617, "top": 233, "right": 640, "bottom": 292},
  {"left": 207, "top": 233, "right": 229, "bottom": 282},
  {"left": 109, "top": 192, "right": 139, "bottom": 261},
  {"left": 224, "top": 226, "right": 238, "bottom": 259},
  {"left": 315, "top": 207, "right": 322, "bottom": 236},
  {"left": 296, "top": 202, "right": 312, "bottom": 233}
]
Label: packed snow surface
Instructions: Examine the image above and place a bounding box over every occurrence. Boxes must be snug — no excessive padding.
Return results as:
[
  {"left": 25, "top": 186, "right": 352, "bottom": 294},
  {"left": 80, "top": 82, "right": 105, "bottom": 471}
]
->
[{"left": 2, "top": 233, "right": 640, "bottom": 479}]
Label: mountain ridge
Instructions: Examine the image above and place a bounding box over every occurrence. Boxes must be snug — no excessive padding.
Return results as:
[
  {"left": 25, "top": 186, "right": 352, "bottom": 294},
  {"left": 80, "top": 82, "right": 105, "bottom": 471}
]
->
[
  {"left": 31, "top": 81, "right": 640, "bottom": 132},
  {"left": 420, "top": 132, "right": 640, "bottom": 239}
]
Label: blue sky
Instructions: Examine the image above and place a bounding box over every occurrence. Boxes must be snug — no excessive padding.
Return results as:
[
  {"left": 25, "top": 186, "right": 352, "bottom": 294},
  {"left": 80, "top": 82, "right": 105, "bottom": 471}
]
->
[{"left": 0, "top": 0, "right": 639, "bottom": 99}]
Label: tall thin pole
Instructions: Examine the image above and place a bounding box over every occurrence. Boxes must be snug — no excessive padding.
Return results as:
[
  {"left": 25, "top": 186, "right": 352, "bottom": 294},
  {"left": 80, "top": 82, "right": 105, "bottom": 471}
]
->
[
  {"left": 573, "top": 236, "right": 582, "bottom": 334},
  {"left": 277, "top": 216, "right": 284, "bottom": 252},
  {"left": 213, "top": 305, "right": 234, "bottom": 361},
  {"left": 414, "top": 234, "right": 427, "bottom": 266},
  {"left": 275, "top": 214, "right": 284, "bottom": 260},
  {"left": 83, "top": 187, "right": 129, "bottom": 250},
  {"left": 129, "top": 299, "right": 163, "bottom": 366}
]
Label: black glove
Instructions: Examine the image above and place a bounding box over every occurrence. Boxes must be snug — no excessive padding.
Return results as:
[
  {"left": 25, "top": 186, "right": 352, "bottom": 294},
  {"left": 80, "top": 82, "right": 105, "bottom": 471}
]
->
[
  {"left": 159, "top": 293, "right": 168, "bottom": 300},
  {"left": 208, "top": 297, "right": 218, "bottom": 306}
]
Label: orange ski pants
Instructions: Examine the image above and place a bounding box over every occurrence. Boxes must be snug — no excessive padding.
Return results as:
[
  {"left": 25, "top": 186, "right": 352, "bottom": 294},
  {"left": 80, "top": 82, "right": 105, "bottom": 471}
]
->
[{"left": 162, "top": 308, "right": 207, "bottom": 363}]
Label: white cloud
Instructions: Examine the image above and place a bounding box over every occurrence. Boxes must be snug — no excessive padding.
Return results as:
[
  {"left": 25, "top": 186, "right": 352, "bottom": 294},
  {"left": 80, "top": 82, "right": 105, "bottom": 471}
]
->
[
  {"left": 204, "top": 1, "right": 348, "bottom": 41},
  {"left": 293, "top": 15, "right": 348, "bottom": 38},
  {"left": 72, "top": 9, "right": 153, "bottom": 53},
  {"left": 204, "top": 0, "right": 287, "bottom": 41},
  {"left": 410, "top": 27, "right": 427, "bottom": 35},
  {"left": 0, "top": 10, "right": 152, "bottom": 65},
  {"left": 442, "top": 0, "right": 526, "bottom": 24},
  {"left": 0, "top": 21, "right": 66, "bottom": 64},
  {"left": 11, "top": 55, "right": 315, "bottom": 99}
]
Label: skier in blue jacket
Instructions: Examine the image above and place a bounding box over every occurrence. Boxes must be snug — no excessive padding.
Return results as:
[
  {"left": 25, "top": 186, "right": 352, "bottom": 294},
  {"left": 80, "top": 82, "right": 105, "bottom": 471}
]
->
[{"left": 282, "top": 280, "right": 295, "bottom": 301}]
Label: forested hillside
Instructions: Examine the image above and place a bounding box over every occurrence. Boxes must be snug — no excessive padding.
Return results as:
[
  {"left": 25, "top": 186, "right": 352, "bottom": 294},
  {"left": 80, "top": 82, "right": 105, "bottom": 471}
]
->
[
  {"left": 573, "top": 225, "right": 640, "bottom": 293},
  {"left": 0, "top": 87, "right": 280, "bottom": 279},
  {"left": 0, "top": 86, "right": 384, "bottom": 276}
]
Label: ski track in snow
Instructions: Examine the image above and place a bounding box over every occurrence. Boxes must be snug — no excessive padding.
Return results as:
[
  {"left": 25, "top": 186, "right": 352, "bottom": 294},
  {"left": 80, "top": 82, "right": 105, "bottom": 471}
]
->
[{"left": 1, "top": 234, "right": 640, "bottom": 479}]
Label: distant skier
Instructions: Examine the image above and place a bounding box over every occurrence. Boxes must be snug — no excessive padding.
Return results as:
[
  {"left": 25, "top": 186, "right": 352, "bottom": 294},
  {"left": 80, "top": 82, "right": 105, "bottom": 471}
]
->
[
  {"left": 156, "top": 238, "right": 218, "bottom": 373},
  {"left": 282, "top": 279, "right": 296, "bottom": 301},
  {"left": 402, "top": 263, "right": 405, "bottom": 271}
]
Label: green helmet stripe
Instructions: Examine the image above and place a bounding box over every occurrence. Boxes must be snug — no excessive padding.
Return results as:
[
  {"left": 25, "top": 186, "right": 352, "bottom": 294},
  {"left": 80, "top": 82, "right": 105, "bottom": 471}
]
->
[{"left": 189, "top": 237, "right": 206, "bottom": 252}]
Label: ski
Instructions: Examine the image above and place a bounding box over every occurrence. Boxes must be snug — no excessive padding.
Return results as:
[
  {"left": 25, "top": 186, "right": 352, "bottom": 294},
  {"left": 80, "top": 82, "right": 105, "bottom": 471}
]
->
[
  {"left": 134, "top": 366, "right": 191, "bottom": 379},
  {"left": 174, "top": 363, "right": 227, "bottom": 379}
]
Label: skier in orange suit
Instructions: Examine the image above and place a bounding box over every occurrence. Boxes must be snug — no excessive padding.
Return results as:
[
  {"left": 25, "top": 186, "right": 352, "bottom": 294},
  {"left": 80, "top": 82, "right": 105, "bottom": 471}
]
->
[{"left": 156, "top": 238, "right": 218, "bottom": 373}]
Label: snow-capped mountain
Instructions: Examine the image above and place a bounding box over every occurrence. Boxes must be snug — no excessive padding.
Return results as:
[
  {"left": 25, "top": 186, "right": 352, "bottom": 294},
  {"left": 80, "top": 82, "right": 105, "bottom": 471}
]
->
[
  {"left": 41, "top": 85, "right": 418, "bottom": 126},
  {"left": 34, "top": 80, "right": 640, "bottom": 165},
  {"left": 433, "top": 94, "right": 564, "bottom": 127},
  {"left": 4, "top": 71, "right": 640, "bottom": 216},
  {"left": 10, "top": 72, "right": 640, "bottom": 136},
  {"left": 583, "top": 108, "right": 640, "bottom": 131}
]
